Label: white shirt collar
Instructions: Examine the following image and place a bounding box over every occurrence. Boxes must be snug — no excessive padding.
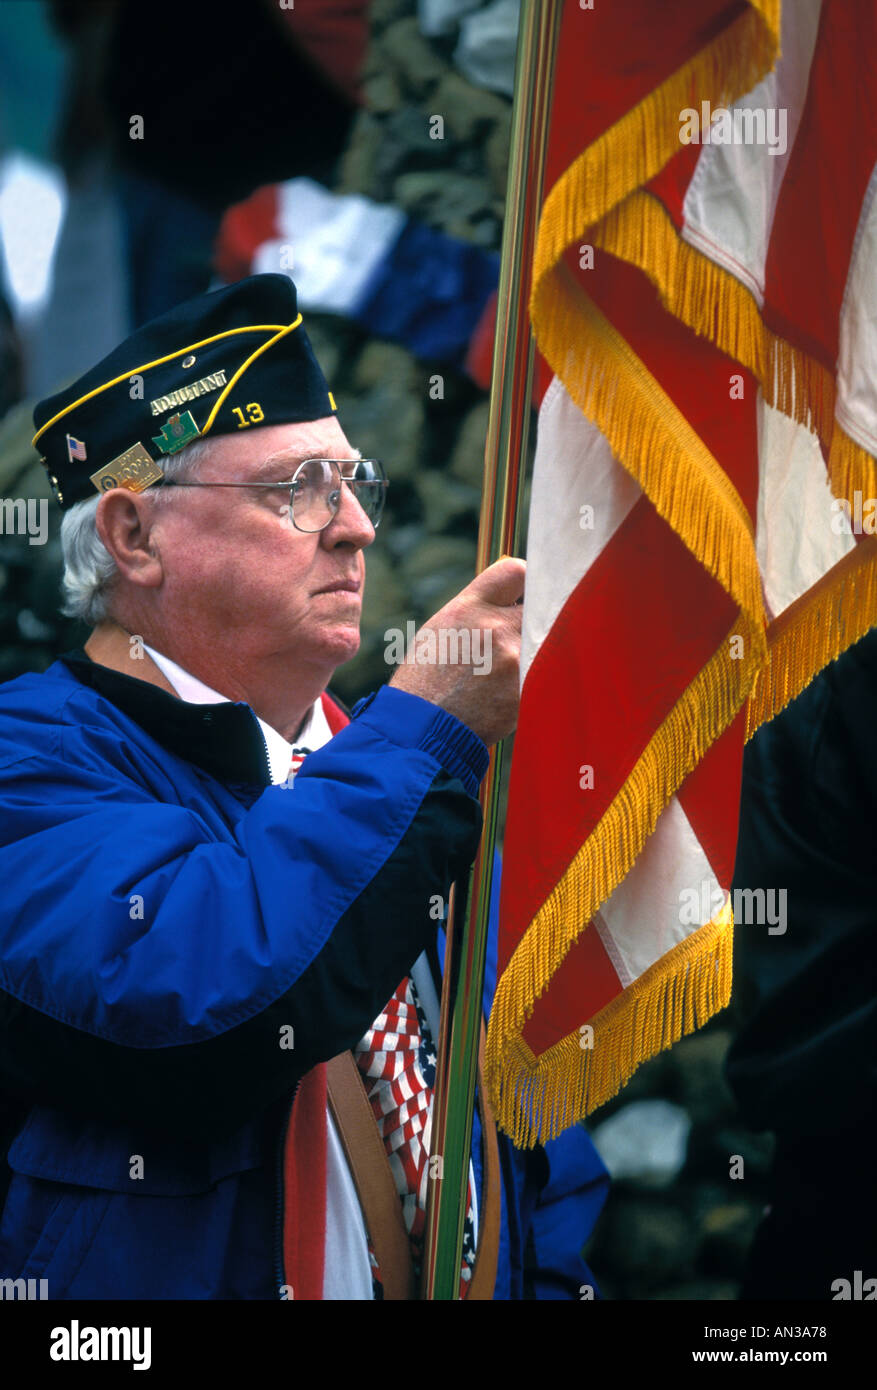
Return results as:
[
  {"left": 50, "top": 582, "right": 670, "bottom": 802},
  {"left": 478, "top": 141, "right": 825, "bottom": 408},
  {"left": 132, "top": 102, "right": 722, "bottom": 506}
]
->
[{"left": 142, "top": 643, "right": 333, "bottom": 784}]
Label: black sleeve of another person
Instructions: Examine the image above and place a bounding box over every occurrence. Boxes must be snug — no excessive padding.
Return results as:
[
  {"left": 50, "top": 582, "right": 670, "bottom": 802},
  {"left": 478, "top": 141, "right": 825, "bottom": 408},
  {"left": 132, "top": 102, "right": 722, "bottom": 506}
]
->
[{"left": 724, "top": 626, "right": 877, "bottom": 1298}]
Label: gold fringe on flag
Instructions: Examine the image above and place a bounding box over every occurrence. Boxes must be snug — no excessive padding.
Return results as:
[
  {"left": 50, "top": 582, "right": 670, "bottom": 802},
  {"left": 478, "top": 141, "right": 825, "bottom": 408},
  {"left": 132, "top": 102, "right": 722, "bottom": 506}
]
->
[
  {"left": 829, "top": 424, "right": 877, "bottom": 505},
  {"left": 592, "top": 189, "right": 877, "bottom": 505},
  {"left": 490, "top": 901, "right": 734, "bottom": 1150},
  {"left": 747, "top": 537, "right": 877, "bottom": 738},
  {"left": 486, "top": 611, "right": 753, "bottom": 1144},
  {"left": 544, "top": 262, "right": 766, "bottom": 631},
  {"left": 488, "top": 552, "right": 877, "bottom": 1146},
  {"left": 533, "top": 0, "right": 781, "bottom": 293},
  {"left": 583, "top": 190, "right": 877, "bottom": 730}
]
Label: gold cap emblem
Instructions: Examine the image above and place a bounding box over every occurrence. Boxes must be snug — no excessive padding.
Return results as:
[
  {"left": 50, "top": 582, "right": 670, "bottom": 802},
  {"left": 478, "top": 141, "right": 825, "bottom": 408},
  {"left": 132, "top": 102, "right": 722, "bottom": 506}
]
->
[{"left": 89, "top": 443, "right": 165, "bottom": 495}]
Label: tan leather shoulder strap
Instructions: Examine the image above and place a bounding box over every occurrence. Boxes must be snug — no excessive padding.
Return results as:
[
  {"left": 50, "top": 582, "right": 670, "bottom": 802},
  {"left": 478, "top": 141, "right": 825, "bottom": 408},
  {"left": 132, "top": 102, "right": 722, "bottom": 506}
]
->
[
  {"left": 327, "top": 1034, "right": 501, "bottom": 1301},
  {"left": 466, "top": 1025, "right": 500, "bottom": 1300},
  {"left": 326, "top": 1050, "right": 415, "bottom": 1300}
]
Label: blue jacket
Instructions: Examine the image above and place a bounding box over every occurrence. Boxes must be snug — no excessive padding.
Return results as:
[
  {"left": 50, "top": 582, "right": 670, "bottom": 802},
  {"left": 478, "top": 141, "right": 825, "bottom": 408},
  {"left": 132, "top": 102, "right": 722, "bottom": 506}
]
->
[{"left": 0, "top": 652, "right": 607, "bottom": 1298}]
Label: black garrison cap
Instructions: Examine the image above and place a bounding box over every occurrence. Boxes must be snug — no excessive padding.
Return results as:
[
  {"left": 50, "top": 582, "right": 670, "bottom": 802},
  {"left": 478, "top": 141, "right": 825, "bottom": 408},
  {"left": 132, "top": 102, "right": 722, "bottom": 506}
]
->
[{"left": 32, "top": 275, "right": 337, "bottom": 510}]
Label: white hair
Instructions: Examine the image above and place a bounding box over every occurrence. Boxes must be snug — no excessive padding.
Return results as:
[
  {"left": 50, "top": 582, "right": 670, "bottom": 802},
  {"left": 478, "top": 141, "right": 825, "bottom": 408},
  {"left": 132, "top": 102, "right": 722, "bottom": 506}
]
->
[{"left": 59, "top": 437, "right": 215, "bottom": 626}]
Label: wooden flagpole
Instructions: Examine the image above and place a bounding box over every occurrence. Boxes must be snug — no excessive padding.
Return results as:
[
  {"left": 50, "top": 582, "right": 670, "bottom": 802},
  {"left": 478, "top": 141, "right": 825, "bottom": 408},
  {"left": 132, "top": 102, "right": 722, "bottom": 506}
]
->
[{"left": 420, "top": 0, "right": 563, "bottom": 1301}]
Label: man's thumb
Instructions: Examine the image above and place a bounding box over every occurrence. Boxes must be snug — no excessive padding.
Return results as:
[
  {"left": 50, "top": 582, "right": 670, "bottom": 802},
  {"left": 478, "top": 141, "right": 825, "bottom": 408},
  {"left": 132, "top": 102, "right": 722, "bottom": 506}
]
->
[{"left": 468, "top": 556, "right": 526, "bottom": 607}]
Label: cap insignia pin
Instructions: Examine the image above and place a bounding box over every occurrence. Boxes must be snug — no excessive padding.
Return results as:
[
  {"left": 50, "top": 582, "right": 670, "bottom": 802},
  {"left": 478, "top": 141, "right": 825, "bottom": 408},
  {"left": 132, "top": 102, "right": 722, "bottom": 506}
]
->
[
  {"left": 66, "top": 434, "right": 87, "bottom": 462},
  {"left": 152, "top": 410, "right": 201, "bottom": 455},
  {"left": 90, "top": 444, "right": 165, "bottom": 495}
]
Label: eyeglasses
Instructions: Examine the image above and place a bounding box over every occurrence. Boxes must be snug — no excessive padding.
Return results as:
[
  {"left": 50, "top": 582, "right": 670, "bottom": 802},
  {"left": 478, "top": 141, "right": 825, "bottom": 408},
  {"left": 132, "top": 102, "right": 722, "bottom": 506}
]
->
[{"left": 160, "top": 457, "right": 389, "bottom": 532}]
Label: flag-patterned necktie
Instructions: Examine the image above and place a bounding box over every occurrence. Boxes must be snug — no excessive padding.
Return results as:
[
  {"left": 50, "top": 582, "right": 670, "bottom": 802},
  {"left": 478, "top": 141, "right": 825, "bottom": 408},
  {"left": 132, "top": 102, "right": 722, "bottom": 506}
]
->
[
  {"left": 354, "top": 975, "right": 478, "bottom": 1298},
  {"left": 287, "top": 745, "right": 477, "bottom": 1298}
]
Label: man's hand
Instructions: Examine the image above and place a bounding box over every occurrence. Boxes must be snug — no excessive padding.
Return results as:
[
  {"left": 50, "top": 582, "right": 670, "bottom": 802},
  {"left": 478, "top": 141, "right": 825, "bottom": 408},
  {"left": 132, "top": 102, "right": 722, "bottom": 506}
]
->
[{"left": 389, "top": 557, "right": 525, "bottom": 747}]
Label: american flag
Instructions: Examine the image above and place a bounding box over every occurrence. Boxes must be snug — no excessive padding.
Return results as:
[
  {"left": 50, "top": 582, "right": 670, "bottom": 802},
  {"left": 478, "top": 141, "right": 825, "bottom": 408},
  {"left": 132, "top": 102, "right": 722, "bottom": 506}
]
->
[
  {"left": 66, "top": 434, "right": 87, "bottom": 462},
  {"left": 485, "top": 0, "right": 877, "bottom": 1147}
]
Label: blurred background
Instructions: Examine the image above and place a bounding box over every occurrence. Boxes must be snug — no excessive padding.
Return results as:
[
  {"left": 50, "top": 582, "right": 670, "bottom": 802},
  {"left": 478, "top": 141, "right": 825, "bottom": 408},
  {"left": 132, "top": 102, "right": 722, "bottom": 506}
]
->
[{"left": 0, "top": 0, "right": 775, "bottom": 1298}]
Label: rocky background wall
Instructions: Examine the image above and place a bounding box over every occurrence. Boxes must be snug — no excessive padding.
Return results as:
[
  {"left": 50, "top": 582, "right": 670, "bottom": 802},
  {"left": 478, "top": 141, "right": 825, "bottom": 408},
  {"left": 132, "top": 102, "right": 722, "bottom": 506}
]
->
[{"left": 0, "top": 0, "right": 774, "bottom": 1299}]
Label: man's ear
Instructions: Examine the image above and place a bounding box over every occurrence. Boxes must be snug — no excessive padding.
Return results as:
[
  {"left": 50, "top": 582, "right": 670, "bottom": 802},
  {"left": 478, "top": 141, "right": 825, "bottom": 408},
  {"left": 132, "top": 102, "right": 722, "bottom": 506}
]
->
[{"left": 95, "top": 489, "right": 164, "bottom": 589}]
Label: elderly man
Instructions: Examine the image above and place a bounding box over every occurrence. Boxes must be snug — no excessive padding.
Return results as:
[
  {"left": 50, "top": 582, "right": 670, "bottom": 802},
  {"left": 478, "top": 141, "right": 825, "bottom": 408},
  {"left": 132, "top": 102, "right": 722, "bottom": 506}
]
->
[{"left": 0, "top": 275, "right": 607, "bottom": 1300}]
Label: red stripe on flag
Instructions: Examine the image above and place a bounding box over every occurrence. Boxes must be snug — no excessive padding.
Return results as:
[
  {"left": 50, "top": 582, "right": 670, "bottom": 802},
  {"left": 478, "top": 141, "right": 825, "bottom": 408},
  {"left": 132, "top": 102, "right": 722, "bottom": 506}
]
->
[
  {"left": 544, "top": 0, "right": 753, "bottom": 194},
  {"left": 676, "top": 707, "right": 747, "bottom": 890},
  {"left": 762, "top": 0, "right": 877, "bottom": 369},
  {"left": 521, "top": 917, "right": 622, "bottom": 1056},
  {"left": 518, "top": 714, "right": 747, "bottom": 1057},
  {"left": 646, "top": 145, "right": 704, "bottom": 231},
  {"left": 581, "top": 249, "right": 761, "bottom": 525},
  {"left": 500, "top": 497, "right": 738, "bottom": 974}
]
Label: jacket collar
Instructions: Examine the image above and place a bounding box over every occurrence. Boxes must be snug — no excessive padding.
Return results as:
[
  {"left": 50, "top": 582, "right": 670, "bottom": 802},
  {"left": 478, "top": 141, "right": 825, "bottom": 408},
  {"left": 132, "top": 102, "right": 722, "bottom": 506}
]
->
[{"left": 59, "top": 649, "right": 273, "bottom": 787}]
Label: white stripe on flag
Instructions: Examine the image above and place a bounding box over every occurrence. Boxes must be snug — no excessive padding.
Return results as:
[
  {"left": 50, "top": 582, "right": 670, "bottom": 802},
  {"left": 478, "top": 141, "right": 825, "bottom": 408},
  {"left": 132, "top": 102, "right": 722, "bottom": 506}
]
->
[
  {"left": 681, "top": 0, "right": 822, "bottom": 304},
  {"left": 755, "top": 392, "right": 854, "bottom": 619},
  {"left": 522, "top": 376, "right": 641, "bottom": 685},
  {"left": 595, "top": 797, "right": 722, "bottom": 985},
  {"left": 836, "top": 160, "right": 877, "bottom": 457}
]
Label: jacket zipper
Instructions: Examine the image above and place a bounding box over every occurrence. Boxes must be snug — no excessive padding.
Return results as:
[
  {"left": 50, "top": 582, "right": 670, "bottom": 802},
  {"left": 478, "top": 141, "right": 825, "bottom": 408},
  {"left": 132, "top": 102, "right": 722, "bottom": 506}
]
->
[
  {"left": 255, "top": 717, "right": 272, "bottom": 786},
  {"left": 274, "top": 1080, "right": 301, "bottom": 1298}
]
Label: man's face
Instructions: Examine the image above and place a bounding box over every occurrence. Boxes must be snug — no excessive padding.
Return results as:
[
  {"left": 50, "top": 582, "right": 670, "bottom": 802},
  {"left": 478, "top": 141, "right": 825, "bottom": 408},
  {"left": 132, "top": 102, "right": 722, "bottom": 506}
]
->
[{"left": 141, "top": 416, "right": 375, "bottom": 676}]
